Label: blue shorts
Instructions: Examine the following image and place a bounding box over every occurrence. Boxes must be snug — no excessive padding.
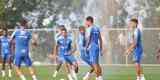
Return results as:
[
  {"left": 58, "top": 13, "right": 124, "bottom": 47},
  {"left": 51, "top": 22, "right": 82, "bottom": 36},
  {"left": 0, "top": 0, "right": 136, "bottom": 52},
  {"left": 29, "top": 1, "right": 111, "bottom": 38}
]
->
[
  {"left": 133, "top": 50, "right": 142, "bottom": 64},
  {"left": 1, "top": 54, "right": 10, "bottom": 61},
  {"left": 14, "top": 54, "right": 32, "bottom": 67},
  {"left": 89, "top": 46, "right": 99, "bottom": 64},
  {"left": 57, "top": 55, "right": 66, "bottom": 64},
  {"left": 80, "top": 49, "right": 91, "bottom": 65},
  {"left": 64, "top": 55, "right": 77, "bottom": 65}
]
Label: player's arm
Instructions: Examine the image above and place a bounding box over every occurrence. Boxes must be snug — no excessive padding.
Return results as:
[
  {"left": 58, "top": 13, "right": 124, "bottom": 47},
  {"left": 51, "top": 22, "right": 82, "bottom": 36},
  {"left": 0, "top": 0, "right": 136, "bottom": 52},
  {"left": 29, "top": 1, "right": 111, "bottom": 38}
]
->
[
  {"left": 126, "top": 35, "right": 136, "bottom": 55},
  {"left": 0, "top": 39, "right": 1, "bottom": 55},
  {"left": 99, "top": 32, "right": 103, "bottom": 50},
  {"left": 31, "top": 32, "right": 37, "bottom": 47},
  {"left": 49, "top": 41, "right": 59, "bottom": 59},
  {"left": 70, "top": 42, "right": 77, "bottom": 54}
]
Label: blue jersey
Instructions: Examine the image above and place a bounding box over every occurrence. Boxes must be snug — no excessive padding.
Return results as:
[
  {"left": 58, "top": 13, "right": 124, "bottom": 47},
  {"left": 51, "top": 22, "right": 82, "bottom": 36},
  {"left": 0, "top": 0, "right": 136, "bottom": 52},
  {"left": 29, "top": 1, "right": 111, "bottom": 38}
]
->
[
  {"left": 0, "top": 36, "right": 10, "bottom": 55},
  {"left": 11, "top": 29, "right": 31, "bottom": 56},
  {"left": 57, "top": 36, "right": 72, "bottom": 56},
  {"left": 133, "top": 28, "right": 143, "bottom": 54},
  {"left": 89, "top": 25, "right": 100, "bottom": 47},
  {"left": 77, "top": 32, "right": 86, "bottom": 50}
]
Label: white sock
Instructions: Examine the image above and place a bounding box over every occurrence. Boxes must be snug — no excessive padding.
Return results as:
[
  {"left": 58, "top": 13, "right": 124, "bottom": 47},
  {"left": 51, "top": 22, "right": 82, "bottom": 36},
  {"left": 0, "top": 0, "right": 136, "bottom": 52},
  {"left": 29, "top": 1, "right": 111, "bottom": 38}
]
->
[
  {"left": 71, "top": 69, "right": 78, "bottom": 80},
  {"left": 20, "top": 74, "right": 26, "bottom": 80},
  {"left": 8, "top": 69, "right": 12, "bottom": 77},
  {"left": 96, "top": 77, "right": 99, "bottom": 80},
  {"left": 98, "top": 76, "right": 103, "bottom": 80},
  {"left": 32, "top": 75, "right": 37, "bottom": 80},
  {"left": 141, "top": 74, "right": 145, "bottom": 80},
  {"left": 53, "top": 71, "right": 58, "bottom": 78},
  {"left": 84, "top": 72, "right": 91, "bottom": 79},
  {"left": 68, "top": 74, "right": 73, "bottom": 80},
  {"left": 1, "top": 70, "right": 5, "bottom": 77}
]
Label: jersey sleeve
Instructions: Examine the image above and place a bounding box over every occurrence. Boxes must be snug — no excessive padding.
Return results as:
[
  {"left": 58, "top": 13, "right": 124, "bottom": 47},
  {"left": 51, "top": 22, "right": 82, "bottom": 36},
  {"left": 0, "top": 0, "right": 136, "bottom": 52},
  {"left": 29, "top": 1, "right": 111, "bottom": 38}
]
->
[
  {"left": 133, "top": 29, "right": 138, "bottom": 45},
  {"left": 11, "top": 30, "right": 17, "bottom": 40},
  {"left": 28, "top": 32, "right": 32, "bottom": 40}
]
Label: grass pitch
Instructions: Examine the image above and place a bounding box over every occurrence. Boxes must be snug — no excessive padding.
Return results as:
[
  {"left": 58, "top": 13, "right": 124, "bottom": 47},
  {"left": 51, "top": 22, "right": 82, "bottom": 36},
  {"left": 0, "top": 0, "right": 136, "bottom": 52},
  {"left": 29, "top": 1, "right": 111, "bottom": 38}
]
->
[{"left": 0, "top": 65, "right": 160, "bottom": 80}]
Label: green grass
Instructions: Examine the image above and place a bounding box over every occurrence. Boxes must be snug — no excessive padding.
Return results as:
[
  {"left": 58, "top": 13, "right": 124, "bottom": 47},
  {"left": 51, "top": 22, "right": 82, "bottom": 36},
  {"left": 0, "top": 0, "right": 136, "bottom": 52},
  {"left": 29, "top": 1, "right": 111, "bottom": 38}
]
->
[{"left": 0, "top": 65, "right": 160, "bottom": 80}]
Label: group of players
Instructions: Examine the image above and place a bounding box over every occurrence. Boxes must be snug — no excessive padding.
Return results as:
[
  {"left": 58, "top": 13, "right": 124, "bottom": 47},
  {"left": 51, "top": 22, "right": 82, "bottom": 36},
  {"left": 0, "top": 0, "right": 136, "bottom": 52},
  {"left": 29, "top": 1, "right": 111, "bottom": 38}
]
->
[{"left": 0, "top": 16, "right": 146, "bottom": 80}]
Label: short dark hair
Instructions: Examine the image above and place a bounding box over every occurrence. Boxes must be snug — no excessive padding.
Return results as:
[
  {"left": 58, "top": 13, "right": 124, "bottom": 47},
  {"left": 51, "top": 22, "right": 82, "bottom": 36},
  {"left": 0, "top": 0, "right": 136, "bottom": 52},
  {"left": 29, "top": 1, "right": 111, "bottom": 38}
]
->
[
  {"left": 79, "top": 26, "right": 85, "bottom": 31},
  {"left": 61, "top": 27, "right": 67, "bottom": 32},
  {"left": 86, "top": 16, "right": 94, "bottom": 23},
  {"left": 20, "top": 19, "right": 27, "bottom": 26},
  {"left": 130, "top": 18, "right": 138, "bottom": 24}
]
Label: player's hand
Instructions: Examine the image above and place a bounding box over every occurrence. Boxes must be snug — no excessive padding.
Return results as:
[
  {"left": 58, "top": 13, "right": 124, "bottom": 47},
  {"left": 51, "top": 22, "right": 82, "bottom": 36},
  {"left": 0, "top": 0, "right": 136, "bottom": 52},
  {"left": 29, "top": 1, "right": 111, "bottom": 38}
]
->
[
  {"left": 125, "top": 49, "right": 132, "bottom": 56},
  {"left": 48, "top": 54, "right": 56, "bottom": 59}
]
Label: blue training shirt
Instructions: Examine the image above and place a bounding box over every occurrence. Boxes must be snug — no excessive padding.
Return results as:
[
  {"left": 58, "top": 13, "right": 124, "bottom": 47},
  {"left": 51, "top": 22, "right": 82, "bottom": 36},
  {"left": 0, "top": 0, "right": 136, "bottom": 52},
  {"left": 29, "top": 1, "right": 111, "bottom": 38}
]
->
[
  {"left": 0, "top": 36, "right": 10, "bottom": 55},
  {"left": 11, "top": 29, "right": 32, "bottom": 55},
  {"left": 88, "top": 25, "right": 100, "bottom": 47},
  {"left": 57, "top": 35, "right": 72, "bottom": 56},
  {"left": 133, "top": 28, "right": 143, "bottom": 54}
]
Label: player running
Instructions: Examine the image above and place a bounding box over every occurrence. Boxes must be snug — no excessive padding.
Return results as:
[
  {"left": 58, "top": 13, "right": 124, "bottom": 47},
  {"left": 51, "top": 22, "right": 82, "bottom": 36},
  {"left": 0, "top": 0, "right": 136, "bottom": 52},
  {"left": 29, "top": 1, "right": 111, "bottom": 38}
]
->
[
  {"left": 50, "top": 27, "right": 78, "bottom": 80},
  {"left": 125, "top": 18, "right": 145, "bottom": 80},
  {"left": 84, "top": 16, "right": 103, "bottom": 80},
  {"left": 51, "top": 25, "right": 65, "bottom": 78},
  {"left": 10, "top": 19, "right": 38, "bottom": 80},
  {"left": 0, "top": 28, "right": 12, "bottom": 78},
  {"left": 77, "top": 26, "right": 94, "bottom": 80}
]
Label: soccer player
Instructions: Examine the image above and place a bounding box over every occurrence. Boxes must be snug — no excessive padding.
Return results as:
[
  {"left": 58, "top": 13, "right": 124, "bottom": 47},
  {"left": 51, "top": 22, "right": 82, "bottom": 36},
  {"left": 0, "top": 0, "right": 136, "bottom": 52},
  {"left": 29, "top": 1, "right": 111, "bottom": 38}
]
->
[
  {"left": 51, "top": 25, "right": 65, "bottom": 78},
  {"left": 0, "top": 28, "right": 12, "bottom": 77},
  {"left": 84, "top": 16, "right": 103, "bottom": 80},
  {"left": 77, "top": 26, "right": 94, "bottom": 80},
  {"left": 125, "top": 18, "right": 145, "bottom": 80},
  {"left": 50, "top": 27, "right": 78, "bottom": 80},
  {"left": 10, "top": 19, "right": 38, "bottom": 80}
]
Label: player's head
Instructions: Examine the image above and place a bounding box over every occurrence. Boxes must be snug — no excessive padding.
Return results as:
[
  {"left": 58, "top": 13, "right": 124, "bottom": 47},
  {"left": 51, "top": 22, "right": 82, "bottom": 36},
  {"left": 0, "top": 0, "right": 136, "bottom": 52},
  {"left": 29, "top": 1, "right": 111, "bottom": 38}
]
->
[
  {"left": 61, "top": 28, "right": 67, "bottom": 38},
  {"left": 79, "top": 26, "right": 85, "bottom": 33},
  {"left": 58, "top": 25, "right": 65, "bottom": 32},
  {"left": 2, "top": 27, "right": 8, "bottom": 36},
  {"left": 129, "top": 18, "right": 138, "bottom": 28},
  {"left": 85, "top": 16, "right": 94, "bottom": 27},
  {"left": 20, "top": 19, "right": 28, "bottom": 28}
]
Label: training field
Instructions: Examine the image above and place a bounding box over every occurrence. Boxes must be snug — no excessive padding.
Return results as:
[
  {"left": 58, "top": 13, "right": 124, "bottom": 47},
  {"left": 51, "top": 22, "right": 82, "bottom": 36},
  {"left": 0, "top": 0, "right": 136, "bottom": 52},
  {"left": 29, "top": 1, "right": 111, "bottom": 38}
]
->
[{"left": 0, "top": 65, "right": 160, "bottom": 80}]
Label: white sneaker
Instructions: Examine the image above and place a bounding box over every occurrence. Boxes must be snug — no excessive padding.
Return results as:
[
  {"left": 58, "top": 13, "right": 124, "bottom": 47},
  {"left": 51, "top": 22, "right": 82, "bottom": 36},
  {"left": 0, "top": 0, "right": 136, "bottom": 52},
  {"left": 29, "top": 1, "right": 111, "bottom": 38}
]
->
[
  {"left": 83, "top": 72, "right": 91, "bottom": 80},
  {"left": 68, "top": 74, "right": 73, "bottom": 80},
  {"left": 136, "top": 77, "right": 141, "bottom": 80},
  {"left": 52, "top": 71, "right": 58, "bottom": 78},
  {"left": 141, "top": 76, "right": 145, "bottom": 80},
  {"left": 8, "top": 70, "right": 12, "bottom": 77}
]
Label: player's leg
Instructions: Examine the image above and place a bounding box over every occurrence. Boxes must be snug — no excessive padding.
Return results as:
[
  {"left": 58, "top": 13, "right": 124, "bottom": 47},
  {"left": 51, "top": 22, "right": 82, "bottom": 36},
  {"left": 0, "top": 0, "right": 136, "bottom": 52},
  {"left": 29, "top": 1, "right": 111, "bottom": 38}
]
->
[
  {"left": 135, "top": 54, "right": 145, "bottom": 80},
  {"left": 81, "top": 49, "right": 95, "bottom": 80},
  {"left": 14, "top": 56, "right": 26, "bottom": 80},
  {"left": 66, "top": 55, "right": 78, "bottom": 80},
  {"left": 8, "top": 55, "right": 13, "bottom": 77},
  {"left": 24, "top": 55, "right": 38, "bottom": 80},
  {"left": 90, "top": 48, "right": 103, "bottom": 80},
  {"left": 53, "top": 56, "right": 63, "bottom": 78},
  {"left": 64, "top": 62, "right": 73, "bottom": 80},
  {"left": 1, "top": 54, "right": 7, "bottom": 77}
]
